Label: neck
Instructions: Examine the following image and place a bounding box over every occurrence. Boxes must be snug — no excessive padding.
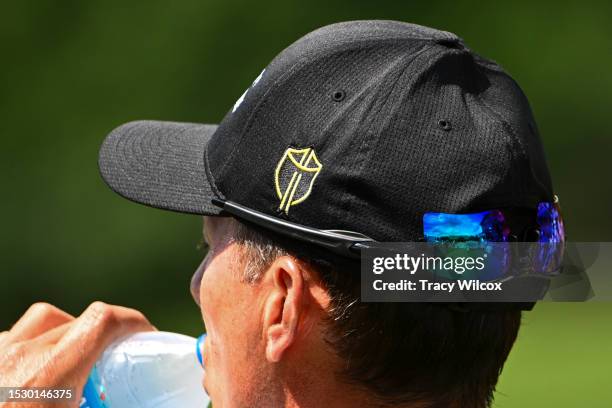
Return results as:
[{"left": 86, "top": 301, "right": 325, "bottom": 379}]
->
[
  {"left": 273, "top": 351, "right": 416, "bottom": 408},
  {"left": 280, "top": 373, "right": 385, "bottom": 408}
]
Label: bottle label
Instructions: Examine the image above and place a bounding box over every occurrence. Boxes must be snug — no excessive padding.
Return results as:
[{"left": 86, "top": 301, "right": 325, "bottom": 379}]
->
[{"left": 80, "top": 366, "right": 109, "bottom": 408}]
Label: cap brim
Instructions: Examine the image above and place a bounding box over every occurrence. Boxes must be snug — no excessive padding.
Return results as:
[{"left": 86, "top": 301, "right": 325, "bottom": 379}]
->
[{"left": 98, "top": 120, "right": 222, "bottom": 215}]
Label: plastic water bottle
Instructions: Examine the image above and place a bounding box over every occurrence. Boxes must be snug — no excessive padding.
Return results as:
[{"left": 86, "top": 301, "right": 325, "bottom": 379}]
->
[{"left": 79, "top": 331, "right": 210, "bottom": 408}]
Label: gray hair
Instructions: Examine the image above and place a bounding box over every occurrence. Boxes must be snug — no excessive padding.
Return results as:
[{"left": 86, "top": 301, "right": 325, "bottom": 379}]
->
[{"left": 230, "top": 218, "right": 289, "bottom": 283}]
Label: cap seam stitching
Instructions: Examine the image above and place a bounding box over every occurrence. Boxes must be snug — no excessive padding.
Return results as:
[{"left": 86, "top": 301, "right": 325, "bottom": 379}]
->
[
  {"left": 204, "top": 143, "right": 225, "bottom": 200},
  {"left": 335, "top": 42, "right": 436, "bottom": 219},
  {"left": 471, "top": 88, "right": 530, "bottom": 198},
  {"left": 214, "top": 37, "right": 444, "bottom": 181}
]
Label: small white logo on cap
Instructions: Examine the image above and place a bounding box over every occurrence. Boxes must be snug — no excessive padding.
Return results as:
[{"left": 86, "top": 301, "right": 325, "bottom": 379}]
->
[{"left": 232, "top": 69, "right": 265, "bottom": 113}]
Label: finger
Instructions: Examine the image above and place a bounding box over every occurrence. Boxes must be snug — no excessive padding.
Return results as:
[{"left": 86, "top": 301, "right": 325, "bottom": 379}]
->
[
  {"left": 0, "top": 330, "right": 8, "bottom": 345},
  {"left": 5, "top": 303, "right": 74, "bottom": 343},
  {"left": 54, "top": 302, "right": 155, "bottom": 372},
  {"left": 28, "top": 321, "right": 73, "bottom": 346}
]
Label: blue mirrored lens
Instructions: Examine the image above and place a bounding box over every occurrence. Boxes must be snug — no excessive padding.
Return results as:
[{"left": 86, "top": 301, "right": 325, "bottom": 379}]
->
[
  {"left": 536, "top": 202, "right": 565, "bottom": 274},
  {"left": 423, "top": 210, "right": 510, "bottom": 280},
  {"left": 423, "top": 210, "right": 509, "bottom": 242},
  {"left": 537, "top": 202, "right": 565, "bottom": 243}
]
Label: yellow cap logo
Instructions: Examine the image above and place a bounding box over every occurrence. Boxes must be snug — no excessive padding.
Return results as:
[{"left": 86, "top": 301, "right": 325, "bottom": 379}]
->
[{"left": 274, "top": 147, "right": 323, "bottom": 214}]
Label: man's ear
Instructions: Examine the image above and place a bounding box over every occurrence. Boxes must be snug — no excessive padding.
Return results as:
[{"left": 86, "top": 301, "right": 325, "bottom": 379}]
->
[{"left": 262, "top": 256, "right": 305, "bottom": 363}]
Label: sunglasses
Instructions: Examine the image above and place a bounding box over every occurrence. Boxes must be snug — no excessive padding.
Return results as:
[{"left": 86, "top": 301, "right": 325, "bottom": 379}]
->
[
  {"left": 211, "top": 197, "right": 565, "bottom": 263},
  {"left": 422, "top": 199, "right": 565, "bottom": 280}
]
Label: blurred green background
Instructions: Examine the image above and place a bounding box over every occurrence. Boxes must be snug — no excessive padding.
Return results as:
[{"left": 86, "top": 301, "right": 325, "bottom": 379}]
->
[{"left": 1, "top": 0, "right": 611, "bottom": 406}]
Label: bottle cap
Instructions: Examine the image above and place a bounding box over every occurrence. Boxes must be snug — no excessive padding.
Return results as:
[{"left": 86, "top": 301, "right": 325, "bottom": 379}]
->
[{"left": 196, "top": 333, "right": 206, "bottom": 368}]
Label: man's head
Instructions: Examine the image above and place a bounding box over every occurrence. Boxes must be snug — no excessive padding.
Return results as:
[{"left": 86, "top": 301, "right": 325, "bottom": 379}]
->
[
  {"left": 191, "top": 215, "right": 521, "bottom": 408},
  {"left": 98, "top": 20, "right": 557, "bottom": 408}
]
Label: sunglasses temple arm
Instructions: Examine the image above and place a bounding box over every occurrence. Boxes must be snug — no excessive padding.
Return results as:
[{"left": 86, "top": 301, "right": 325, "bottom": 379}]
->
[{"left": 211, "top": 198, "right": 371, "bottom": 259}]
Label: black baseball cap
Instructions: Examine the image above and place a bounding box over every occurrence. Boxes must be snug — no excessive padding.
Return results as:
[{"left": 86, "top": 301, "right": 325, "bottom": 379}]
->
[{"left": 98, "top": 20, "right": 554, "bottom": 259}]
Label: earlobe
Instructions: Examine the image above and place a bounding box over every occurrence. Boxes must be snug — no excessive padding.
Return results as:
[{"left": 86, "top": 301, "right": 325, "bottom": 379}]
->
[
  {"left": 266, "top": 319, "right": 294, "bottom": 362},
  {"left": 262, "top": 256, "right": 304, "bottom": 363}
]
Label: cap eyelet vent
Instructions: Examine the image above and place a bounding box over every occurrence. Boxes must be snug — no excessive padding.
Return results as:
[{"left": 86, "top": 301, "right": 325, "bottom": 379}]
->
[
  {"left": 331, "top": 90, "right": 346, "bottom": 102},
  {"left": 438, "top": 119, "right": 452, "bottom": 131}
]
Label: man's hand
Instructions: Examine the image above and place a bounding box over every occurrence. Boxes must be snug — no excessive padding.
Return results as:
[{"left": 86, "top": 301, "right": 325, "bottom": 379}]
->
[{"left": 0, "top": 302, "right": 156, "bottom": 407}]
